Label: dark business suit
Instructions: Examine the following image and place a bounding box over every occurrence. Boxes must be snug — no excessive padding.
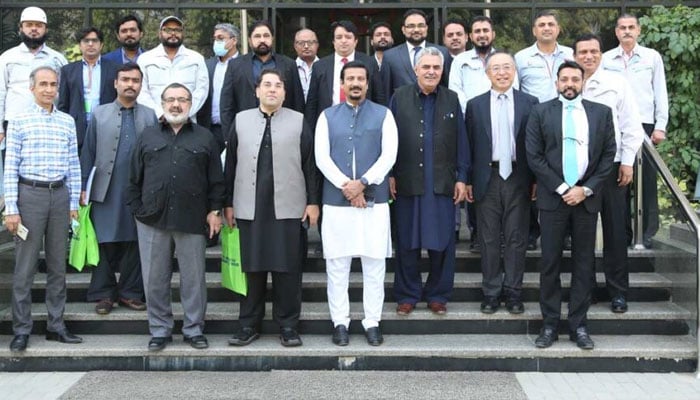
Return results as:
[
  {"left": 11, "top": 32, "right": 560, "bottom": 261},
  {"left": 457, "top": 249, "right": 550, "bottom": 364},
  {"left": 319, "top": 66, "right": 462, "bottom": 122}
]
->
[
  {"left": 304, "top": 51, "right": 385, "bottom": 128},
  {"left": 466, "top": 89, "right": 538, "bottom": 300},
  {"left": 102, "top": 48, "right": 143, "bottom": 65},
  {"left": 380, "top": 42, "right": 450, "bottom": 104},
  {"left": 525, "top": 98, "right": 616, "bottom": 332},
  {"left": 219, "top": 53, "right": 304, "bottom": 142},
  {"left": 196, "top": 56, "right": 233, "bottom": 152},
  {"left": 58, "top": 58, "right": 118, "bottom": 150}
]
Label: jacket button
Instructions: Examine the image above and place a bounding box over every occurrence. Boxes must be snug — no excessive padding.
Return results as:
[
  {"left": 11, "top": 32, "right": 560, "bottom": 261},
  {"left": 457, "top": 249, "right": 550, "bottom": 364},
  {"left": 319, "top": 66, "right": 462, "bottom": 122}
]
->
[
  {"left": 419, "top": 134, "right": 423, "bottom": 138},
  {"left": 419, "top": 163, "right": 423, "bottom": 167},
  {"left": 348, "top": 136, "right": 352, "bottom": 140},
  {"left": 419, "top": 148, "right": 423, "bottom": 152},
  {"left": 347, "top": 150, "right": 351, "bottom": 154}
]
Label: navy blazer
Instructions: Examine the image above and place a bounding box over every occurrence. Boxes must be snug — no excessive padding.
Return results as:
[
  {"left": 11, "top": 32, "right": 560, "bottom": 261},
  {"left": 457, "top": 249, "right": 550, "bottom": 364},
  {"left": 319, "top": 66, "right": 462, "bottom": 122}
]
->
[
  {"left": 58, "top": 58, "right": 118, "bottom": 149},
  {"left": 196, "top": 56, "right": 221, "bottom": 129},
  {"left": 379, "top": 42, "right": 450, "bottom": 105},
  {"left": 465, "top": 89, "right": 539, "bottom": 202},
  {"left": 525, "top": 98, "right": 617, "bottom": 213},
  {"left": 304, "top": 51, "right": 385, "bottom": 128},
  {"left": 219, "top": 52, "right": 304, "bottom": 140},
  {"left": 102, "top": 48, "right": 143, "bottom": 65}
]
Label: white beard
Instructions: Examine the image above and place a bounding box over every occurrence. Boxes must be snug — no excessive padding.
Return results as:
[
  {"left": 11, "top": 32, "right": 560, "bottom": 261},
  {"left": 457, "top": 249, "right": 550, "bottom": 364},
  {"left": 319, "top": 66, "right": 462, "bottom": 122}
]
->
[{"left": 163, "top": 112, "right": 188, "bottom": 126}]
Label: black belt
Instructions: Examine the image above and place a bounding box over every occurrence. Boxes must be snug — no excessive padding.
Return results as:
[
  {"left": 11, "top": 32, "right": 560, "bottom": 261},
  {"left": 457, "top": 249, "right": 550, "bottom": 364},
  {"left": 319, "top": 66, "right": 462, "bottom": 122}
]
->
[
  {"left": 490, "top": 161, "right": 516, "bottom": 168},
  {"left": 19, "top": 177, "right": 65, "bottom": 189}
]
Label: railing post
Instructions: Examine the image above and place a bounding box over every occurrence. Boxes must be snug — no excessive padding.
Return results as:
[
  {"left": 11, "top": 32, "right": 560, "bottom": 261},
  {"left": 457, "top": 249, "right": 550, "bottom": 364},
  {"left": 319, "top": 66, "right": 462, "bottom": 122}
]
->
[{"left": 633, "top": 149, "right": 645, "bottom": 250}]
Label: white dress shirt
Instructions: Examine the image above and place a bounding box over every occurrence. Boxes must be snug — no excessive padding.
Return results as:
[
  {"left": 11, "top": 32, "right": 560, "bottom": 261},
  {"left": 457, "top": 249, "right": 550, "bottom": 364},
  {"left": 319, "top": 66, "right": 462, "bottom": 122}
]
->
[
  {"left": 583, "top": 67, "right": 645, "bottom": 166},
  {"left": 332, "top": 52, "right": 355, "bottom": 105},
  {"left": 515, "top": 42, "right": 573, "bottom": 102},
  {"left": 137, "top": 44, "right": 209, "bottom": 119},
  {"left": 555, "top": 95, "right": 590, "bottom": 195},
  {"left": 296, "top": 56, "right": 318, "bottom": 101},
  {"left": 489, "top": 88, "right": 515, "bottom": 161},
  {"left": 211, "top": 53, "right": 238, "bottom": 125},
  {"left": 602, "top": 44, "right": 668, "bottom": 131}
]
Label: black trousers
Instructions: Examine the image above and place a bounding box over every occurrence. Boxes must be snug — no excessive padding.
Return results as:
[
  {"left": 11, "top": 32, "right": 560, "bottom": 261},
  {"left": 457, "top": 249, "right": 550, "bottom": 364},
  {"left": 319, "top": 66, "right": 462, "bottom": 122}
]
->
[
  {"left": 539, "top": 203, "right": 597, "bottom": 332},
  {"left": 238, "top": 271, "right": 302, "bottom": 330},
  {"left": 87, "top": 241, "right": 143, "bottom": 302},
  {"left": 476, "top": 169, "right": 529, "bottom": 299},
  {"left": 601, "top": 162, "right": 630, "bottom": 297}
]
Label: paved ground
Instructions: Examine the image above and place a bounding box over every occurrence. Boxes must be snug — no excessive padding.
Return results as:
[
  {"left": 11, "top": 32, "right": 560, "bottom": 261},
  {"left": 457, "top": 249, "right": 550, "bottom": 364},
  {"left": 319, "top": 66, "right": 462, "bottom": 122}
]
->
[{"left": 2, "top": 371, "right": 700, "bottom": 400}]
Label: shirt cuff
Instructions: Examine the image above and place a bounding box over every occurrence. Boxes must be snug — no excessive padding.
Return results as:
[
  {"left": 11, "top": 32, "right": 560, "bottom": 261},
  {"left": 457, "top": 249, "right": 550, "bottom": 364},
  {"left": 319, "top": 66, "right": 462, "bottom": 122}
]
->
[{"left": 556, "top": 183, "right": 569, "bottom": 195}]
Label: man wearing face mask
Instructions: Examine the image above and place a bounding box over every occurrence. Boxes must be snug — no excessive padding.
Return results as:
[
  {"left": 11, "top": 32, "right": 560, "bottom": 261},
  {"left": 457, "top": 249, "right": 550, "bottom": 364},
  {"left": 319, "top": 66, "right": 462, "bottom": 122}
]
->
[
  {"left": 0, "top": 7, "right": 67, "bottom": 210},
  {"left": 197, "top": 23, "right": 240, "bottom": 152}
]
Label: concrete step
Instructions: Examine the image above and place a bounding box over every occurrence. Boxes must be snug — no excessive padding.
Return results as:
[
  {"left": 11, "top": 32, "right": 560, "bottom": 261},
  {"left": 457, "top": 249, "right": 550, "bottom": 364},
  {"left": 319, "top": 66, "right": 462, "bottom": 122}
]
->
[
  {"left": 0, "top": 301, "right": 690, "bottom": 336},
  {"left": 0, "top": 334, "right": 695, "bottom": 372}
]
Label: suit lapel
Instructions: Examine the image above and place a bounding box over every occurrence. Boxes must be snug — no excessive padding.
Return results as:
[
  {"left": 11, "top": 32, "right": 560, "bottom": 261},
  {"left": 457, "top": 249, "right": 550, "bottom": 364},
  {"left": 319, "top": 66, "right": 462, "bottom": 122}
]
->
[
  {"left": 513, "top": 91, "right": 525, "bottom": 140},
  {"left": 245, "top": 55, "right": 256, "bottom": 92},
  {"left": 400, "top": 44, "right": 416, "bottom": 82},
  {"left": 583, "top": 102, "right": 599, "bottom": 161},
  {"left": 550, "top": 102, "right": 564, "bottom": 174},
  {"left": 324, "top": 59, "right": 334, "bottom": 97}
]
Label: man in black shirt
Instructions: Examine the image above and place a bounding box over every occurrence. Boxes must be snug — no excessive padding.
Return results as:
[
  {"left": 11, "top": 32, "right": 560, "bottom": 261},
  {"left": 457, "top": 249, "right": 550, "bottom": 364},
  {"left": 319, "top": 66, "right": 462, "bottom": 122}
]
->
[{"left": 127, "top": 83, "right": 225, "bottom": 352}]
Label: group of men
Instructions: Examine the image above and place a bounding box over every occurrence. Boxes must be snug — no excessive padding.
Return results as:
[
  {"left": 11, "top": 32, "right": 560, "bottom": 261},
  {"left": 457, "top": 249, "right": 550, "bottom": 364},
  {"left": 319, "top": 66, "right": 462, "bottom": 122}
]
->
[{"left": 0, "top": 6, "right": 667, "bottom": 353}]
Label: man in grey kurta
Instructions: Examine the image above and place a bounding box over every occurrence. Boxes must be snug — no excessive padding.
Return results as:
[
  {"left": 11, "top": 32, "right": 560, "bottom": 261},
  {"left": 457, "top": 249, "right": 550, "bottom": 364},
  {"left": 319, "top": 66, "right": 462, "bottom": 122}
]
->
[{"left": 80, "top": 63, "right": 157, "bottom": 315}]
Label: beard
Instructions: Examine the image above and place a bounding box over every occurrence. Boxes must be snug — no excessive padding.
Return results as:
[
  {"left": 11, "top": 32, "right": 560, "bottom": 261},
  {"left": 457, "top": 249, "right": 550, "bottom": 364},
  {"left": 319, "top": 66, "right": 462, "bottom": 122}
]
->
[
  {"left": 560, "top": 88, "right": 581, "bottom": 100},
  {"left": 254, "top": 43, "right": 271, "bottom": 56},
  {"left": 121, "top": 39, "right": 141, "bottom": 50},
  {"left": 405, "top": 34, "right": 426, "bottom": 46},
  {"left": 20, "top": 32, "right": 47, "bottom": 50},
  {"left": 474, "top": 43, "right": 492, "bottom": 55},
  {"left": 163, "top": 111, "right": 188, "bottom": 126},
  {"left": 372, "top": 42, "right": 392, "bottom": 52},
  {"left": 161, "top": 37, "right": 182, "bottom": 49}
]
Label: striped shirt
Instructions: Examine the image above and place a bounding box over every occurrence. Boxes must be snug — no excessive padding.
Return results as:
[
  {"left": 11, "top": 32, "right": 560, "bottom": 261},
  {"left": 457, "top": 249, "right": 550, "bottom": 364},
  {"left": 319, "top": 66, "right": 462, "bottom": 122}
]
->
[{"left": 4, "top": 102, "right": 81, "bottom": 215}]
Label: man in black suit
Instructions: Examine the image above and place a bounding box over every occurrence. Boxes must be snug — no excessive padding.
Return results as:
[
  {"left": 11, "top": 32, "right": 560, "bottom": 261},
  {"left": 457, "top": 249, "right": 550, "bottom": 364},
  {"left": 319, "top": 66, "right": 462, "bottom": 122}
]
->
[
  {"left": 197, "top": 22, "right": 240, "bottom": 152},
  {"left": 220, "top": 20, "right": 304, "bottom": 140},
  {"left": 526, "top": 61, "right": 616, "bottom": 350},
  {"left": 58, "top": 26, "right": 117, "bottom": 151},
  {"left": 380, "top": 9, "right": 450, "bottom": 103},
  {"left": 304, "top": 20, "right": 384, "bottom": 128},
  {"left": 465, "top": 51, "right": 538, "bottom": 315}
]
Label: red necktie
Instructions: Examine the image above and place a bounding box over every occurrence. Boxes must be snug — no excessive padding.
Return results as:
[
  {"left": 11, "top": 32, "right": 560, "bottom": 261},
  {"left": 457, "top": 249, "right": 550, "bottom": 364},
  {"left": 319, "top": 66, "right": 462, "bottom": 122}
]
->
[{"left": 339, "top": 57, "right": 348, "bottom": 103}]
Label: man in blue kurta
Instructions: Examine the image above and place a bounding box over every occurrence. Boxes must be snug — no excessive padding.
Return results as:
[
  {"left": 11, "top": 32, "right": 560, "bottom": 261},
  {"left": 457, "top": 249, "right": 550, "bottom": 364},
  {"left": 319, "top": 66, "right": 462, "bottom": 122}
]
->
[
  {"left": 389, "top": 47, "right": 469, "bottom": 315},
  {"left": 80, "top": 63, "right": 157, "bottom": 315}
]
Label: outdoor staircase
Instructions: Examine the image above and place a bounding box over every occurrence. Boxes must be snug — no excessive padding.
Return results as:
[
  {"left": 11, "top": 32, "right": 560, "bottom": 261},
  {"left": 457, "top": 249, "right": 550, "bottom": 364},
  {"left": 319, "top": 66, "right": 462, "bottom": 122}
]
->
[{"left": 0, "top": 229, "right": 696, "bottom": 372}]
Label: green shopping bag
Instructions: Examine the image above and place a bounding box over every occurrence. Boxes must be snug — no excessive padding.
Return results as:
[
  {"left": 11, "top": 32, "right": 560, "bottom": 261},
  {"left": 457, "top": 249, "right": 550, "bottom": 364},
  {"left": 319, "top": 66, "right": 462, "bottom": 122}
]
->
[
  {"left": 220, "top": 225, "right": 247, "bottom": 296},
  {"left": 68, "top": 203, "right": 100, "bottom": 271}
]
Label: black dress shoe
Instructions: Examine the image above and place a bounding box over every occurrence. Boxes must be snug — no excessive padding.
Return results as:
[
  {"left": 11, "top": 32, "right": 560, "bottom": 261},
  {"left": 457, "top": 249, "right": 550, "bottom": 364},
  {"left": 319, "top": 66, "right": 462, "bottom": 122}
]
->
[
  {"left": 505, "top": 298, "right": 525, "bottom": 314},
  {"left": 332, "top": 324, "right": 349, "bottom": 346},
  {"left": 184, "top": 334, "right": 209, "bottom": 349},
  {"left": 469, "top": 241, "right": 481, "bottom": 253},
  {"left": 365, "top": 327, "right": 384, "bottom": 346},
  {"left": 535, "top": 327, "right": 559, "bottom": 348},
  {"left": 10, "top": 335, "right": 29, "bottom": 352},
  {"left": 148, "top": 336, "right": 172, "bottom": 351},
  {"left": 480, "top": 296, "right": 500, "bottom": 314},
  {"left": 611, "top": 295, "right": 628, "bottom": 313},
  {"left": 280, "top": 327, "right": 303, "bottom": 347},
  {"left": 228, "top": 327, "right": 260, "bottom": 346},
  {"left": 569, "top": 327, "right": 595, "bottom": 350},
  {"left": 46, "top": 330, "right": 83, "bottom": 344},
  {"left": 526, "top": 238, "right": 537, "bottom": 251}
]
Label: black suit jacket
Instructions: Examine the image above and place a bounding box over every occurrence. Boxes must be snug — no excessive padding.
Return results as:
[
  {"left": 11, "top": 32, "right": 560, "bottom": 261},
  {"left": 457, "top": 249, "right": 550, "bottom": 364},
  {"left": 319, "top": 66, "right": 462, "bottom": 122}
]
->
[
  {"left": 466, "top": 89, "right": 539, "bottom": 202},
  {"left": 58, "top": 58, "right": 118, "bottom": 149},
  {"left": 304, "top": 51, "right": 385, "bottom": 128},
  {"left": 380, "top": 42, "right": 451, "bottom": 105},
  {"left": 525, "top": 98, "right": 617, "bottom": 213},
  {"left": 196, "top": 56, "right": 220, "bottom": 129},
  {"left": 219, "top": 53, "right": 304, "bottom": 140}
]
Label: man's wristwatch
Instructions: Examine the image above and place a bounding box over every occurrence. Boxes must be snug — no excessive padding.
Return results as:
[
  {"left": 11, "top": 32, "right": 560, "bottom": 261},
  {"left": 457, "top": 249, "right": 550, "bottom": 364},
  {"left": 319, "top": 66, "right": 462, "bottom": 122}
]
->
[{"left": 210, "top": 210, "right": 221, "bottom": 216}]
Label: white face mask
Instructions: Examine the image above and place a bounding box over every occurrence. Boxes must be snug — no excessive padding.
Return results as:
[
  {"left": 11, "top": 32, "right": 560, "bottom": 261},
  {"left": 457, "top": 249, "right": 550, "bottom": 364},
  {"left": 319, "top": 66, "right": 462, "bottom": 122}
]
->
[{"left": 213, "top": 40, "right": 228, "bottom": 57}]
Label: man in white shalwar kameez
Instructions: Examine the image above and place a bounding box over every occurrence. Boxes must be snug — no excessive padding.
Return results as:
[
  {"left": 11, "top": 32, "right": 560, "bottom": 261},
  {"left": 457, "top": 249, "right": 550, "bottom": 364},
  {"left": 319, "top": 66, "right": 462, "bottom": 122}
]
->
[{"left": 315, "top": 60, "right": 398, "bottom": 346}]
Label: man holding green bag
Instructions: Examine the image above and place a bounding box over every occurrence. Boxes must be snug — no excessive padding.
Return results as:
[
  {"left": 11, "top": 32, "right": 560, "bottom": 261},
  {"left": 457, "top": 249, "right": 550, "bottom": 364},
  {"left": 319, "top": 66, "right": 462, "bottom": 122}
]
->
[{"left": 224, "top": 69, "right": 319, "bottom": 347}]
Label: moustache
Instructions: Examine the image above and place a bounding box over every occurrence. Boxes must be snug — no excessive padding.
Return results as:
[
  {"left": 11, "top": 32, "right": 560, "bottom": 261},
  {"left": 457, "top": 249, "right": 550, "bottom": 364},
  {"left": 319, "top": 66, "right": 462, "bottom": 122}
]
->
[{"left": 349, "top": 86, "right": 362, "bottom": 91}]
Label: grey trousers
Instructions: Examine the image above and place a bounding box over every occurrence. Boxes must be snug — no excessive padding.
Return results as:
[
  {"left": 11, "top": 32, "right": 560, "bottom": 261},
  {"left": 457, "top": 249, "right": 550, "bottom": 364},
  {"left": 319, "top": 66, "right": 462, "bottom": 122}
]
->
[
  {"left": 13, "top": 184, "right": 69, "bottom": 335},
  {"left": 136, "top": 221, "right": 207, "bottom": 338}
]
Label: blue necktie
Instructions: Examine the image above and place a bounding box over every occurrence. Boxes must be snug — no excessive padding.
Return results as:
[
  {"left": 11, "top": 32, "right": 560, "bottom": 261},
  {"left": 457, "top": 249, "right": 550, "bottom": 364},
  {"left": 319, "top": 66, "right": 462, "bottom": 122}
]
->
[
  {"left": 563, "top": 103, "right": 578, "bottom": 187},
  {"left": 413, "top": 46, "right": 422, "bottom": 67},
  {"left": 497, "top": 94, "right": 512, "bottom": 180}
]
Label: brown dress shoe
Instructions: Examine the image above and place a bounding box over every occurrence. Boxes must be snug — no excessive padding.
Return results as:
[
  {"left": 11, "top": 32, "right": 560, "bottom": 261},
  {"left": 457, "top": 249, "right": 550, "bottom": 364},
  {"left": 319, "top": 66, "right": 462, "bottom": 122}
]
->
[
  {"left": 428, "top": 301, "right": 447, "bottom": 315},
  {"left": 119, "top": 298, "right": 147, "bottom": 311},
  {"left": 95, "top": 299, "right": 113, "bottom": 315},
  {"left": 396, "top": 303, "right": 415, "bottom": 315}
]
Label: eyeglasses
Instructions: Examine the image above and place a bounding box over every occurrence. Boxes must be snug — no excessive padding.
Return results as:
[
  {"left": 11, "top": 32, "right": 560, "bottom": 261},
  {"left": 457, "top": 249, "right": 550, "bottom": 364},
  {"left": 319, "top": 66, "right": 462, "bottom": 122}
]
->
[
  {"left": 80, "top": 38, "right": 101, "bottom": 45},
  {"left": 295, "top": 40, "right": 318, "bottom": 47},
  {"left": 162, "top": 97, "right": 191, "bottom": 104},
  {"left": 404, "top": 23, "right": 427, "bottom": 30},
  {"left": 162, "top": 27, "right": 183, "bottom": 34},
  {"left": 488, "top": 64, "right": 514, "bottom": 73}
]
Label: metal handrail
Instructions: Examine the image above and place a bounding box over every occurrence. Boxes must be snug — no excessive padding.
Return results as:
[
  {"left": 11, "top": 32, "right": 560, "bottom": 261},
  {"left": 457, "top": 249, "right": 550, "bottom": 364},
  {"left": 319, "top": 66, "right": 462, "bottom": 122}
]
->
[{"left": 640, "top": 139, "right": 700, "bottom": 377}]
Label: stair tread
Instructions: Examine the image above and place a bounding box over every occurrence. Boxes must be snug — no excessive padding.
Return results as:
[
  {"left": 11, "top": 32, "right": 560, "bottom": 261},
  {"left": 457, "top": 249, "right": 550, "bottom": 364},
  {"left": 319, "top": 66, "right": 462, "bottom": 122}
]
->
[
  {"left": 1, "top": 301, "right": 689, "bottom": 321},
  {"left": 0, "top": 334, "right": 694, "bottom": 359},
  {"left": 0, "top": 272, "right": 674, "bottom": 289}
]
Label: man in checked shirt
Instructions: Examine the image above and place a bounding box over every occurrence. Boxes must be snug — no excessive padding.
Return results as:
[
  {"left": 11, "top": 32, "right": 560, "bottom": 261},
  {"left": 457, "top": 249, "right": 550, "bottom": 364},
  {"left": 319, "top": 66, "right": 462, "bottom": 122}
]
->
[{"left": 4, "top": 66, "right": 82, "bottom": 352}]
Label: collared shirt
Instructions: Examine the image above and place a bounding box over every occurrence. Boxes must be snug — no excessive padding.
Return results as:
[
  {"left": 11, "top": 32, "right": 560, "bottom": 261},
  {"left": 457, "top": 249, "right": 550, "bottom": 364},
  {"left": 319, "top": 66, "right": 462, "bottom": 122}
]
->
[
  {"left": 515, "top": 42, "right": 573, "bottom": 102},
  {"left": 252, "top": 54, "right": 277, "bottom": 85},
  {"left": 489, "top": 88, "right": 516, "bottom": 161},
  {"left": 0, "top": 43, "right": 68, "bottom": 131},
  {"left": 583, "top": 67, "right": 645, "bottom": 166},
  {"left": 82, "top": 57, "right": 102, "bottom": 125},
  {"left": 120, "top": 47, "right": 143, "bottom": 64},
  {"left": 136, "top": 44, "right": 209, "bottom": 119},
  {"left": 4, "top": 102, "right": 81, "bottom": 214},
  {"left": 555, "top": 95, "right": 590, "bottom": 195},
  {"left": 449, "top": 48, "right": 519, "bottom": 112},
  {"left": 211, "top": 53, "right": 239, "bottom": 125},
  {"left": 296, "top": 56, "right": 319, "bottom": 101},
  {"left": 602, "top": 44, "right": 668, "bottom": 131},
  {"left": 406, "top": 41, "right": 427, "bottom": 67},
  {"left": 333, "top": 52, "right": 355, "bottom": 105}
]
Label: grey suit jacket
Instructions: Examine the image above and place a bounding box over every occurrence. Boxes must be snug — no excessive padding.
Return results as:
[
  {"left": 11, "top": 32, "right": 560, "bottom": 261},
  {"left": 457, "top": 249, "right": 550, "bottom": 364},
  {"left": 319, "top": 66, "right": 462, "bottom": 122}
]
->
[
  {"left": 380, "top": 42, "right": 450, "bottom": 104},
  {"left": 80, "top": 100, "right": 158, "bottom": 202}
]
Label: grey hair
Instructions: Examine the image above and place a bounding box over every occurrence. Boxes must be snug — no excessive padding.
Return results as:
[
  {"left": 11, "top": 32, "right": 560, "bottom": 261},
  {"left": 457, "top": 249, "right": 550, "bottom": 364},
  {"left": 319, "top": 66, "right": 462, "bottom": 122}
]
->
[
  {"left": 29, "top": 65, "right": 58, "bottom": 88},
  {"left": 215, "top": 23, "right": 240, "bottom": 41},
  {"left": 415, "top": 46, "right": 444, "bottom": 66}
]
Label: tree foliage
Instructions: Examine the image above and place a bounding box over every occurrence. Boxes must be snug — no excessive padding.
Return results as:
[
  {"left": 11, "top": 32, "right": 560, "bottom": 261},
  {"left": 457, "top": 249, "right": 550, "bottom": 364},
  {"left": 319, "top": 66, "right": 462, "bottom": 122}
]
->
[{"left": 640, "top": 5, "right": 700, "bottom": 197}]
